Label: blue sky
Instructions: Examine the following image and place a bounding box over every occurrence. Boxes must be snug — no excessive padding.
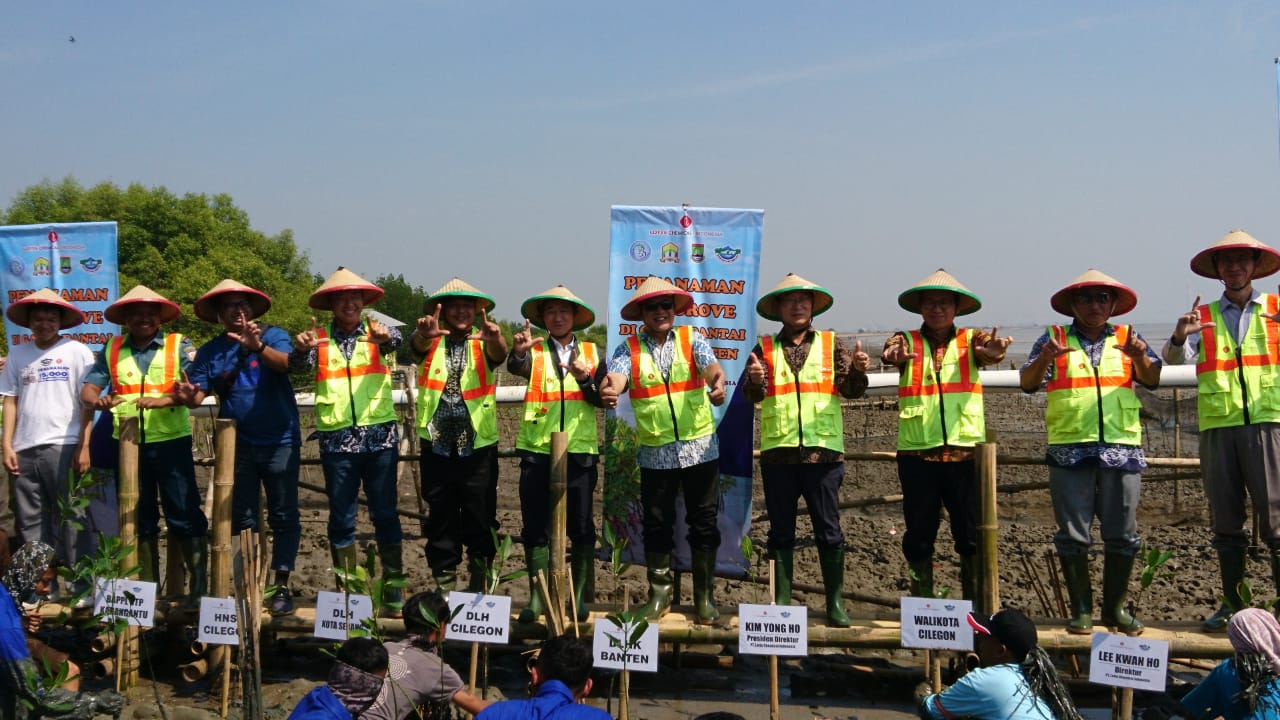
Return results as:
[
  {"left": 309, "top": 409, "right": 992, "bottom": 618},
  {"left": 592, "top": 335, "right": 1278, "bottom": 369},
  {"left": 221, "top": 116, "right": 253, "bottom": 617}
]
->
[{"left": 3, "top": 2, "right": 1280, "bottom": 331}]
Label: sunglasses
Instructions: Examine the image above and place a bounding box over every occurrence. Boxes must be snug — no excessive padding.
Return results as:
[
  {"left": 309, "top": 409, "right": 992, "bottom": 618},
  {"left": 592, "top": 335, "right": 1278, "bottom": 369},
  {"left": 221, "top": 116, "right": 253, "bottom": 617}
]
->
[
  {"left": 643, "top": 300, "right": 675, "bottom": 312},
  {"left": 1073, "top": 291, "right": 1114, "bottom": 306}
]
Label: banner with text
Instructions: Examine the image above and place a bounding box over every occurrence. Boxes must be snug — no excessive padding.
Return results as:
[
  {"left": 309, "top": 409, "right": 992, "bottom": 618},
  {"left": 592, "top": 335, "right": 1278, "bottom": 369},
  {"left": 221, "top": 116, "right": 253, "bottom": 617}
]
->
[
  {"left": 604, "top": 205, "right": 762, "bottom": 573},
  {"left": 0, "top": 222, "right": 119, "bottom": 351}
]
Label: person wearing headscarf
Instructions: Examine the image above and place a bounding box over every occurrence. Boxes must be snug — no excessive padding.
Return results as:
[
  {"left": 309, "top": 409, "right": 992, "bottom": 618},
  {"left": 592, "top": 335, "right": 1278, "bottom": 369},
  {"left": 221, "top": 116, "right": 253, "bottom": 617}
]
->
[
  {"left": 289, "top": 636, "right": 388, "bottom": 720},
  {"left": 1020, "top": 270, "right": 1161, "bottom": 636},
  {"left": 1181, "top": 607, "right": 1280, "bottom": 719},
  {"left": 0, "top": 542, "right": 124, "bottom": 720}
]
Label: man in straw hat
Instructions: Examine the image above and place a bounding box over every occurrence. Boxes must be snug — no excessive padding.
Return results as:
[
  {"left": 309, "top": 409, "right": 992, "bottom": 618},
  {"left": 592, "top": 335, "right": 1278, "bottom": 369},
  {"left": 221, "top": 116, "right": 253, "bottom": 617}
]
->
[
  {"left": 881, "top": 269, "right": 1011, "bottom": 601},
  {"left": 1019, "top": 270, "right": 1160, "bottom": 636},
  {"left": 742, "top": 273, "right": 869, "bottom": 627},
  {"left": 183, "top": 279, "right": 302, "bottom": 616},
  {"left": 1163, "top": 229, "right": 1280, "bottom": 631},
  {"left": 507, "top": 285, "right": 605, "bottom": 623},
  {"left": 288, "top": 268, "right": 405, "bottom": 608},
  {"left": 1, "top": 289, "right": 95, "bottom": 597},
  {"left": 410, "top": 277, "right": 508, "bottom": 593},
  {"left": 81, "top": 285, "right": 207, "bottom": 605},
  {"left": 601, "top": 276, "right": 728, "bottom": 624}
]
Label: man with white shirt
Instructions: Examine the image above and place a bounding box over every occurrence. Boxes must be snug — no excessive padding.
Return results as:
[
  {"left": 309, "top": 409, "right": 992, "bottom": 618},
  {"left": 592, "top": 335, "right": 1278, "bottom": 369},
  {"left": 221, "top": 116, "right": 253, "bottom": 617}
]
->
[{"left": 1164, "top": 229, "right": 1280, "bottom": 631}]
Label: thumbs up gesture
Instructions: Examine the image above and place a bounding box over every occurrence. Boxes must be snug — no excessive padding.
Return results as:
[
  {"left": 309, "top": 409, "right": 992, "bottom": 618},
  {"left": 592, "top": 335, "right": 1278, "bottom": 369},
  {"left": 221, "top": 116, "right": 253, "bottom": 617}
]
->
[{"left": 746, "top": 351, "right": 765, "bottom": 386}]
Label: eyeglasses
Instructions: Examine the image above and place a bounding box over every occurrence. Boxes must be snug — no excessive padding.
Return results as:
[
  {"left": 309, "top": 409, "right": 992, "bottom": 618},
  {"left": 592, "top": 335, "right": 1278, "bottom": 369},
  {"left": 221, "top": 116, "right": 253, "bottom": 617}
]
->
[
  {"left": 1073, "top": 291, "right": 1114, "bottom": 306},
  {"left": 643, "top": 300, "right": 675, "bottom": 312}
]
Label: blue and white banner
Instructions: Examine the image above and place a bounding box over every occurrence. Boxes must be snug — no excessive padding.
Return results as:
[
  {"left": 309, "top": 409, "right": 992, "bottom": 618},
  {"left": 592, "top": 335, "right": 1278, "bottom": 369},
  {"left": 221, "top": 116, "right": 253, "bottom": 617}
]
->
[
  {"left": 0, "top": 222, "right": 119, "bottom": 351},
  {"left": 604, "top": 205, "right": 763, "bottom": 575}
]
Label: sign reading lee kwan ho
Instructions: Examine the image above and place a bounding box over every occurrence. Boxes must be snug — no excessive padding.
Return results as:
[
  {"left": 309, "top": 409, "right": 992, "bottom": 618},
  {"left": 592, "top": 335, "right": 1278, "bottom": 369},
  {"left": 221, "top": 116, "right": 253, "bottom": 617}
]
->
[
  {"left": 314, "top": 591, "right": 373, "bottom": 640},
  {"left": 738, "top": 603, "right": 808, "bottom": 656},
  {"left": 93, "top": 578, "right": 157, "bottom": 628},
  {"left": 899, "top": 597, "right": 974, "bottom": 651},
  {"left": 197, "top": 598, "right": 239, "bottom": 645},
  {"left": 445, "top": 592, "right": 512, "bottom": 644},
  {"left": 1088, "top": 633, "right": 1168, "bottom": 691},
  {"left": 591, "top": 617, "right": 659, "bottom": 672}
]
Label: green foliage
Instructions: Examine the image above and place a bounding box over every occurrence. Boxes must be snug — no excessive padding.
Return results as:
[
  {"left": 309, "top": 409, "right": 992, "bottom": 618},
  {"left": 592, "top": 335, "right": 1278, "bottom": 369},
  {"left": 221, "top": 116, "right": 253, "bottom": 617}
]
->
[
  {"left": 475, "top": 530, "right": 527, "bottom": 595},
  {"left": 603, "top": 521, "right": 632, "bottom": 605},
  {"left": 1138, "top": 545, "right": 1174, "bottom": 591},
  {"left": 333, "top": 546, "right": 407, "bottom": 640},
  {"left": 740, "top": 536, "right": 761, "bottom": 604}
]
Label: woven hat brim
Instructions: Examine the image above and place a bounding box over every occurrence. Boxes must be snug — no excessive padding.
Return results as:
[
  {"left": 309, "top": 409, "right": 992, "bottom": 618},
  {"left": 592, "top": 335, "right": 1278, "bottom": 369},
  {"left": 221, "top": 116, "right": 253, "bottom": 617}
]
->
[
  {"left": 308, "top": 286, "right": 385, "bottom": 311},
  {"left": 5, "top": 297, "right": 86, "bottom": 330},
  {"left": 897, "top": 286, "right": 982, "bottom": 316},
  {"left": 621, "top": 289, "right": 694, "bottom": 321},
  {"left": 1049, "top": 281, "right": 1138, "bottom": 317},
  {"left": 520, "top": 295, "right": 596, "bottom": 331},
  {"left": 194, "top": 287, "right": 272, "bottom": 323},
  {"left": 1190, "top": 244, "right": 1280, "bottom": 279},
  {"left": 104, "top": 297, "right": 181, "bottom": 325},
  {"left": 756, "top": 286, "right": 834, "bottom": 322},
  {"left": 423, "top": 291, "right": 497, "bottom": 320}
]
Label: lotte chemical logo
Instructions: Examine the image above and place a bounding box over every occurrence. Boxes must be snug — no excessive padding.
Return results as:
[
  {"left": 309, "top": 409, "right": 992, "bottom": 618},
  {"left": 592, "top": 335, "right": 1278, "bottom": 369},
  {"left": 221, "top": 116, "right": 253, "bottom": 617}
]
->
[{"left": 680, "top": 215, "right": 692, "bottom": 229}]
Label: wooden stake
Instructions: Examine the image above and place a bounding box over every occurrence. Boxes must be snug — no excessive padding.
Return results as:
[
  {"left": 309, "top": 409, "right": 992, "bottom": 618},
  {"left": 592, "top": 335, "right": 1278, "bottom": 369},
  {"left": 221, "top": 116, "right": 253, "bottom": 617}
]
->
[
  {"left": 976, "top": 436, "right": 999, "bottom": 616},
  {"left": 549, "top": 431, "right": 569, "bottom": 634},
  {"left": 768, "top": 558, "right": 779, "bottom": 720},
  {"left": 620, "top": 592, "right": 629, "bottom": 720},
  {"left": 117, "top": 416, "right": 140, "bottom": 691},
  {"left": 211, "top": 419, "right": 235, "bottom": 717}
]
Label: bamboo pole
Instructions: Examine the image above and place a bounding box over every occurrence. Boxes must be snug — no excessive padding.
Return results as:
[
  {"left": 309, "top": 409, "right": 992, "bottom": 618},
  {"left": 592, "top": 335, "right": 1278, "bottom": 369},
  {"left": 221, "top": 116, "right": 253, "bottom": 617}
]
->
[
  {"left": 403, "top": 365, "right": 429, "bottom": 537},
  {"left": 1115, "top": 687, "right": 1133, "bottom": 720},
  {"left": 768, "top": 558, "right": 779, "bottom": 720},
  {"left": 549, "top": 432, "right": 569, "bottom": 633},
  {"left": 211, "top": 419, "right": 235, "bottom": 716},
  {"left": 117, "top": 416, "right": 140, "bottom": 691},
  {"left": 238, "top": 528, "right": 263, "bottom": 720},
  {"left": 976, "top": 436, "right": 999, "bottom": 617},
  {"left": 180, "top": 658, "right": 209, "bottom": 682},
  {"left": 1172, "top": 388, "right": 1182, "bottom": 510}
]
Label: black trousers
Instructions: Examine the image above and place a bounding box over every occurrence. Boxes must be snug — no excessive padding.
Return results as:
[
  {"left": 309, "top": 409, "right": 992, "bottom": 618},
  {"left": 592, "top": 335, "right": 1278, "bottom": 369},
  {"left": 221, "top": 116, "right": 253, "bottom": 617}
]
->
[
  {"left": 420, "top": 445, "right": 499, "bottom": 573},
  {"left": 518, "top": 451, "right": 598, "bottom": 547},
  {"left": 897, "top": 454, "right": 978, "bottom": 563},
  {"left": 640, "top": 460, "right": 721, "bottom": 554},
  {"left": 761, "top": 461, "right": 845, "bottom": 552}
]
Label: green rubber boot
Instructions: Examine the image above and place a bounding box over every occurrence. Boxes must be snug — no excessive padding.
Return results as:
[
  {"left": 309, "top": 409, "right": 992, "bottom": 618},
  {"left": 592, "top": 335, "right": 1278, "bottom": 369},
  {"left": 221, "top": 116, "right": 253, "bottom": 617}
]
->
[
  {"left": 959, "top": 554, "right": 979, "bottom": 601},
  {"left": 136, "top": 536, "right": 160, "bottom": 584},
  {"left": 519, "top": 546, "right": 549, "bottom": 624},
  {"left": 1058, "top": 553, "right": 1094, "bottom": 635},
  {"left": 817, "top": 545, "right": 850, "bottom": 628},
  {"left": 179, "top": 536, "right": 208, "bottom": 610},
  {"left": 570, "top": 544, "right": 595, "bottom": 622},
  {"left": 1205, "top": 548, "right": 1247, "bottom": 632},
  {"left": 637, "top": 553, "right": 673, "bottom": 621},
  {"left": 692, "top": 549, "right": 720, "bottom": 625},
  {"left": 330, "top": 543, "right": 359, "bottom": 590},
  {"left": 378, "top": 543, "right": 405, "bottom": 616},
  {"left": 772, "top": 548, "right": 794, "bottom": 605},
  {"left": 908, "top": 558, "right": 934, "bottom": 598},
  {"left": 1101, "top": 553, "right": 1143, "bottom": 635},
  {"left": 467, "top": 555, "right": 492, "bottom": 593}
]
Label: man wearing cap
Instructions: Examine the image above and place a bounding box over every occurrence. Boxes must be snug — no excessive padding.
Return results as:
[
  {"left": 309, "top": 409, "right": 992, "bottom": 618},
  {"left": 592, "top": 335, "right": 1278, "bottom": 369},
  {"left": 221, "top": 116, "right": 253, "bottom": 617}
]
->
[
  {"left": 507, "top": 285, "right": 605, "bottom": 623},
  {"left": 288, "top": 268, "right": 404, "bottom": 607},
  {"left": 81, "top": 285, "right": 206, "bottom": 605},
  {"left": 742, "top": 274, "right": 869, "bottom": 627},
  {"left": 0, "top": 290, "right": 95, "bottom": 587},
  {"left": 1163, "top": 229, "right": 1280, "bottom": 631},
  {"left": 919, "top": 608, "right": 1084, "bottom": 720},
  {"left": 183, "top": 279, "right": 302, "bottom": 616},
  {"left": 881, "top": 269, "right": 1011, "bottom": 600},
  {"left": 601, "top": 276, "right": 728, "bottom": 624},
  {"left": 1020, "top": 270, "right": 1160, "bottom": 636},
  {"left": 409, "top": 278, "right": 508, "bottom": 593}
]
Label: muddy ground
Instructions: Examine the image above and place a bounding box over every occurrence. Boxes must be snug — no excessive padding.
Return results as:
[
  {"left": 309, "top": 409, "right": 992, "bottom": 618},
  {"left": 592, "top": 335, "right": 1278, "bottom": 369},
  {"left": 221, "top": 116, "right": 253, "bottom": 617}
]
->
[{"left": 62, "top": 381, "right": 1231, "bottom": 719}]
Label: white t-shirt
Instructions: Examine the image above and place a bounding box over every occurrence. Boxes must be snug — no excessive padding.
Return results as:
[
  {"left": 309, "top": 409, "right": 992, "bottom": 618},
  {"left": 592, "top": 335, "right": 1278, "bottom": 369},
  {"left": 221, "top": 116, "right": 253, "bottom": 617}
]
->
[{"left": 0, "top": 337, "right": 94, "bottom": 451}]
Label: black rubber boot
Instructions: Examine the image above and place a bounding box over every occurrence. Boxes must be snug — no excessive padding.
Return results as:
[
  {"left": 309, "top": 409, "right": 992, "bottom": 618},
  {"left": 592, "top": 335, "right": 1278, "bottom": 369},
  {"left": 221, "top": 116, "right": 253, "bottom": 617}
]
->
[
  {"left": 1204, "top": 548, "right": 1247, "bottom": 632},
  {"left": 908, "top": 558, "right": 934, "bottom": 598},
  {"left": 772, "top": 548, "right": 794, "bottom": 605},
  {"left": 570, "top": 544, "right": 595, "bottom": 622},
  {"left": 637, "top": 553, "right": 673, "bottom": 621},
  {"left": 179, "top": 536, "right": 208, "bottom": 610},
  {"left": 136, "top": 536, "right": 160, "bottom": 584},
  {"left": 817, "top": 545, "right": 850, "bottom": 628},
  {"left": 1101, "top": 553, "right": 1143, "bottom": 636},
  {"left": 1058, "top": 553, "right": 1094, "bottom": 635},
  {"left": 959, "top": 554, "right": 979, "bottom": 601},
  {"left": 692, "top": 549, "right": 720, "bottom": 625},
  {"left": 378, "top": 542, "right": 405, "bottom": 617},
  {"left": 519, "top": 545, "right": 549, "bottom": 623}
]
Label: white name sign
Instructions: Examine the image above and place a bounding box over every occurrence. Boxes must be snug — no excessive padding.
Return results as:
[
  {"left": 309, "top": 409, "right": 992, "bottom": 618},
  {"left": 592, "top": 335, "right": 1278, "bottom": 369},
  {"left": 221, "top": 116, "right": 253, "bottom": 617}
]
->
[
  {"left": 197, "top": 597, "right": 239, "bottom": 645},
  {"left": 446, "top": 592, "right": 511, "bottom": 645},
  {"left": 313, "top": 591, "right": 373, "bottom": 640},
  {"left": 899, "top": 597, "right": 974, "bottom": 651},
  {"left": 592, "top": 617, "right": 659, "bottom": 672},
  {"left": 94, "top": 578, "right": 157, "bottom": 627},
  {"left": 1089, "top": 633, "right": 1168, "bottom": 690},
  {"left": 738, "top": 603, "right": 808, "bottom": 656}
]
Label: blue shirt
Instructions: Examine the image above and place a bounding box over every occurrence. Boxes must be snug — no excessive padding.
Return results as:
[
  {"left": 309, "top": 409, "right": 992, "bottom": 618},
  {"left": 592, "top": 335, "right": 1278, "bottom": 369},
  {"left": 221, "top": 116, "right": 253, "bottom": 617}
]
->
[
  {"left": 475, "top": 680, "right": 611, "bottom": 720},
  {"left": 0, "top": 581, "right": 28, "bottom": 665},
  {"left": 288, "top": 685, "right": 352, "bottom": 720},
  {"left": 922, "top": 663, "right": 1054, "bottom": 720},
  {"left": 1183, "top": 657, "right": 1280, "bottom": 720},
  {"left": 188, "top": 326, "right": 300, "bottom": 446}
]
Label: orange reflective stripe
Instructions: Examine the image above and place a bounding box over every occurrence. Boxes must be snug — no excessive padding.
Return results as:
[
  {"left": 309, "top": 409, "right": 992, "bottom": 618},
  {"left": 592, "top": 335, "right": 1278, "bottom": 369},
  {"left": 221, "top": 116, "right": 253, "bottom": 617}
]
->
[
  {"left": 524, "top": 340, "right": 594, "bottom": 403},
  {"left": 1197, "top": 298, "right": 1280, "bottom": 373},
  {"left": 1045, "top": 325, "right": 1133, "bottom": 392},
  {"left": 899, "top": 329, "right": 979, "bottom": 397},
  {"left": 627, "top": 335, "right": 644, "bottom": 390},
  {"left": 760, "top": 335, "right": 794, "bottom": 397},
  {"left": 629, "top": 328, "right": 701, "bottom": 398},
  {"left": 315, "top": 325, "right": 389, "bottom": 382}
]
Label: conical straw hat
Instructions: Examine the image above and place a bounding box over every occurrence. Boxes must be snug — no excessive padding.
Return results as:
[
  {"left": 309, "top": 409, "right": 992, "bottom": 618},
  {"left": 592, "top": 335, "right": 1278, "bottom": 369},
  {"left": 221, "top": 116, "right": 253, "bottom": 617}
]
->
[
  {"left": 897, "top": 269, "right": 982, "bottom": 316},
  {"left": 1049, "top": 269, "right": 1137, "bottom": 317},
  {"left": 423, "top": 277, "right": 496, "bottom": 318},
  {"left": 620, "top": 276, "right": 693, "bottom": 321},
  {"left": 1190, "top": 229, "right": 1280, "bottom": 279},
  {"left": 6, "top": 288, "right": 86, "bottom": 329},
  {"left": 308, "top": 267, "right": 384, "bottom": 311},
  {"left": 193, "top": 279, "right": 272, "bottom": 323},
  {"left": 520, "top": 285, "right": 595, "bottom": 331},
  {"left": 756, "top": 273, "right": 834, "bottom": 321},
  {"left": 104, "top": 285, "right": 181, "bottom": 325}
]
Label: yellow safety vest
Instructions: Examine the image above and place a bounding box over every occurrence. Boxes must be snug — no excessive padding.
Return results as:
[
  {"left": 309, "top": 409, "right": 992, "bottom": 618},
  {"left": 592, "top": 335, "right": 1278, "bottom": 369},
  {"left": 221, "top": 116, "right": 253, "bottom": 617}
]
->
[
  {"left": 1044, "top": 325, "right": 1142, "bottom": 446},
  {"left": 1195, "top": 296, "right": 1280, "bottom": 430},
  {"left": 627, "top": 326, "right": 714, "bottom": 447},
  {"left": 759, "top": 330, "right": 844, "bottom": 453},
  {"left": 896, "top": 328, "right": 985, "bottom": 451},
  {"left": 106, "top": 334, "right": 191, "bottom": 442},
  {"left": 416, "top": 337, "right": 498, "bottom": 448},
  {"left": 516, "top": 340, "right": 600, "bottom": 455},
  {"left": 313, "top": 323, "right": 396, "bottom": 432}
]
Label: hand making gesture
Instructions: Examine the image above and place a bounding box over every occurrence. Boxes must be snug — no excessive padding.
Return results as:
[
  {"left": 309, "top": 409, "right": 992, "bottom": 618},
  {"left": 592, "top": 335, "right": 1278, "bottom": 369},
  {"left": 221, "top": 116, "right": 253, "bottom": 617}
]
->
[
  {"left": 851, "top": 339, "right": 870, "bottom": 373},
  {"left": 746, "top": 351, "right": 765, "bottom": 386},
  {"left": 295, "top": 317, "right": 325, "bottom": 350},
  {"left": 512, "top": 318, "right": 536, "bottom": 356},
  {"left": 415, "top": 305, "right": 446, "bottom": 343},
  {"left": 975, "top": 326, "right": 1013, "bottom": 364},
  {"left": 1114, "top": 325, "right": 1149, "bottom": 360},
  {"left": 881, "top": 336, "right": 920, "bottom": 366},
  {"left": 228, "top": 320, "right": 266, "bottom": 353},
  {"left": 1173, "top": 296, "right": 1214, "bottom": 344}
]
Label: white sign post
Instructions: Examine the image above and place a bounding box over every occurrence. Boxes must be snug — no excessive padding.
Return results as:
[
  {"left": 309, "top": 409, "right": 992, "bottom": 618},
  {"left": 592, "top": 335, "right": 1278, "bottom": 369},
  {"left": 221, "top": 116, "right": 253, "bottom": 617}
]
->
[
  {"left": 94, "top": 578, "right": 157, "bottom": 628},
  {"left": 1089, "top": 633, "right": 1169, "bottom": 691},
  {"left": 197, "top": 597, "right": 239, "bottom": 645},
  {"left": 738, "top": 604, "right": 808, "bottom": 656},
  {"left": 591, "top": 617, "right": 659, "bottom": 673},
  {"left": 899, "top": 597, "right": 974, "bottom": 651},
  {"left": 445, "top": 592, "right": 512, "bottom": 644},
  {"left": 313, "top": 591, "right": 373, "bottom": 640}
]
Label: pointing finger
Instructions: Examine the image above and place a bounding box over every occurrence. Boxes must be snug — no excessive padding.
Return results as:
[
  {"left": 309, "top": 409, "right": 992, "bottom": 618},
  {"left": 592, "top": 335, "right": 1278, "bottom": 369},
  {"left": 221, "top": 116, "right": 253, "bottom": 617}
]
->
[
  {"left": 524, "top": 318, "right": 531, "bottom": 332},
  {"left": 310, "top": 316, "right": 318, "bottom": 333},
  {"left": 1191, "top": 296, "right": 1201, "bottom": 313},
  {"left": 855, "top": 339, "right": 863, "bottom": 353}
]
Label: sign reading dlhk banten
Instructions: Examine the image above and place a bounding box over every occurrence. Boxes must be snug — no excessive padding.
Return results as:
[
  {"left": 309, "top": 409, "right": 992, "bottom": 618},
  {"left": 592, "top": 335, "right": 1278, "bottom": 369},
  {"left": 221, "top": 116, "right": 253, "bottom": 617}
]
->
[
  {"left": 1089, "top": 633, "right": 1168, "bottom": 691},
  {"left": 197, "top": 598, "right": 239, "bottom": 645},
  {"left": 899, "top": 597, "right": 974, "bottom": 651},
  {"left": 94, "top": 578, "right": 157, "bottom": 628},
  {"left": 738, "top": 604, "right": 808, "bottom": 656},
  {"left": 313, "top": 591, "right": 373, "bottom": 640},
  {"left": 445, "top": 592, "right": 512, "bottom": 644},
  {"left": 591, "top": 617, "right": 659, "bottom": 672}
]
